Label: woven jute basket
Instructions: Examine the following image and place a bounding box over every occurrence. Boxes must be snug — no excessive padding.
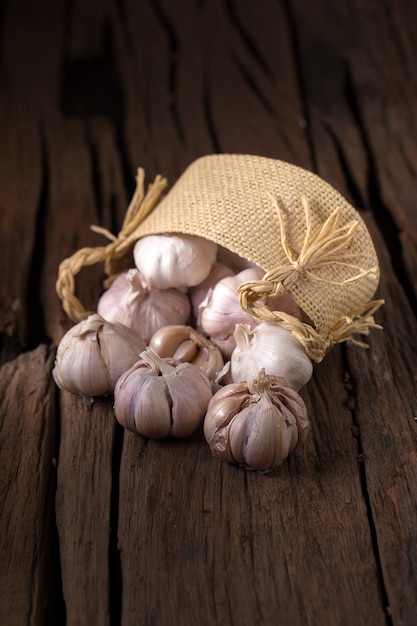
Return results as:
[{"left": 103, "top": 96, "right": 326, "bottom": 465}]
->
[{"left": 56, "top": 154, "right": 383, "bottom": 362}]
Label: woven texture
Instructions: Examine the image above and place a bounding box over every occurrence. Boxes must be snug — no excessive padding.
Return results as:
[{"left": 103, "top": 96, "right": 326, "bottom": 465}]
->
[{"left": 135, "top": 154, "right": 380, "bottom": 342}]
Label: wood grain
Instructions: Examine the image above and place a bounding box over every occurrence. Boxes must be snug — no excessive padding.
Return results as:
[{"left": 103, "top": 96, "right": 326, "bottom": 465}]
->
[
  {"left": 55, "top": 393, "right": 115, "bottom": 626},
  {"left": 0, "top": 345, "right": 57, "bottom": 626},
  {"left": 0, "top": 0, "right": 416, "bottom": 625}
]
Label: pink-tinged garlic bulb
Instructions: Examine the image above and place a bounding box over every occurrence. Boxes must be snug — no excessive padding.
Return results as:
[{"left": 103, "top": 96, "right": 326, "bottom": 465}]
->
[
  {"left": 230, "top": 322, "right": 313, "bottom": 391},
  {"left": 114, "top": 347, "right": 213, "bottom": 439},
  {"left": 189, "top": 261, "right": 235, "bottom": 321},
  {"left": 97, "top": 268, "right": 191, "bottom": 343},
  {"left": 149, "top": 324, "right": 224, "bottom": 385},
  {"left": 52, "top": 314, "right": 146, "bottom": 403},
  {"left": 199, "top": 268, "right": 264, "bottom": 358},
  {"left": 204, "top": 369, "right": 310, "bottom": 471},
  {"left": 133, "top": 233, "right": 217, "bottom": 290}
]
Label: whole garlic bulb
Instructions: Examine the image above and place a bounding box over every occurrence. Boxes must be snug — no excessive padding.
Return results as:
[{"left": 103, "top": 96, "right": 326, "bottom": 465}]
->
[
  {"left": 97, "top": 268, "right": 191, "bottom": 343},
  {"left": 133, "top": 233, "right": 217, "bottom": 290},
  {"left": 199, "top": 268, "right": 264, "bottom": 358},
  {"left": 204, "top": 369, "right": 310, "bottom": 471},
  {"left": 114, "top": 347, "right": 213, "bottom": 439},
  {"left": 149, "top": 324, "right": 224, "bottom": 384},
  {"left": 230, "top": 322, "right": 313, "bottom": 391},
  {"left": 52, "top": 314, "right": 146, "bottom": 402}
]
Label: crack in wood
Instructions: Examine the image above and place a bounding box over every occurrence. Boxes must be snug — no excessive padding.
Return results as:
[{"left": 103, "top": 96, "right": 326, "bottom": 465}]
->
[{"left": 341, "top": 353, "right": 393, "bottom": 626}]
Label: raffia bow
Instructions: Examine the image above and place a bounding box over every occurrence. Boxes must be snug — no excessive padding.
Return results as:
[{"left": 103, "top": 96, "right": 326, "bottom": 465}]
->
[{"left": 239, "top": 194, "right": 383, "bottom": 362}]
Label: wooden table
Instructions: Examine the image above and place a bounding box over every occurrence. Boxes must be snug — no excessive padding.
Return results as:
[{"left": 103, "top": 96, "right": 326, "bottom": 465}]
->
[{"left": 1, "top": 1, "right": 416, "bottom": 624}]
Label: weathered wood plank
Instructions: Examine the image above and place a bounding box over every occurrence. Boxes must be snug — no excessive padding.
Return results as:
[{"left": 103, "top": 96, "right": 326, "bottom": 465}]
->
[
  {"left": 55, "top": 393, "right": 115, "bottom": 626},
  {"left": 0, "top": 102, "right": 43, "bottom": 354},
  {"left": 1, "top": 0, "right": 417, "bottom": 625},
  {"left": 0, "top": 345, "right": 58, "bottom": 626},
  {"left": 345, "top": 221, "right": 417, "bottom": 625}
]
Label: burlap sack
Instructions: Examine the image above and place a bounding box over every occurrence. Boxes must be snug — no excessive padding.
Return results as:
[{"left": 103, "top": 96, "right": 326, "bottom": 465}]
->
[{"left": 56, "top": 154, "right": 383, "bottom": 362}]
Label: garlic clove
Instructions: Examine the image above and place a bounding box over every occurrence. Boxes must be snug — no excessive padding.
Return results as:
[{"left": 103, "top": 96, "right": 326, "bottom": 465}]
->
[
  {"left": 172, "top": 339, "right": 199, "bottom": 362},
  {"left": 116, "top": 370, "right": 173, "bottom": 438},
  {"left": 149, "top": 324, "right": 193, "bottom": 357},
  {"left": 149, "top": 325, "right": 224, "bottom": 384},
  {"left": 52, "top": 313, "right": 146, "bottom": 402},
  {"left": 133, "top": 233, "right": 217, "bottom": 290}
]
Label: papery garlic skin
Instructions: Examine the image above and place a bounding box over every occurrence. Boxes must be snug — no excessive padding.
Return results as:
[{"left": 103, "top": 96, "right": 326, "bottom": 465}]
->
[
  {"left": 97, "top": 268, "right": 191, "bottom": 342},
  {"left": 52, "top": 314, "right": 146, "bottom": 401},
  {"left": 230, "top": 322, "right": 313, "bottom": 391},
  {"left": 114, "top": 348, "right": 213, "bottom": 439},
  {"left": 149, "top": 324, "right": 224, "bottom": 384},
  {"left": 199, "top": 268, "right": 264, "bottom": 358},
  {"left": 133, "top": 233, "right": 217, "bottom": 290},
  {"left": 204, "top": 370, "right": 310, "bottom": 471},
  {"left": 189, "top": 261, "right": 235, "bottom": 321}
]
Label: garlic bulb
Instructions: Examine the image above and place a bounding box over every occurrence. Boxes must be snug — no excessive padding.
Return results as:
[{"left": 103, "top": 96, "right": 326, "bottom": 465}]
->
[
  {"left": 189, "top": 261, "right": 235, "bottom": 321},
  {"left": 230, "top": 322, "right": 313, "bottom": 391},
  {"left": 149, "top": 324, "right": 224, "bottom": 384},
  {"left": 52, "top": 314, "right": 146, "bottom": 402},
  {"left": 133, "top": 233, "right": 217, "bottom": 290},
  {"left": 199, "top": 268, "right": 264, "bottom": 358},
  {"left": 114, "top": 347, "right": 213, "bottom": 439},
  {"left": 204, "top": 369, "right": 310, "bottom": 471},
  {"left": 97, "top": 268, "right": 191, "bottom": 343}
]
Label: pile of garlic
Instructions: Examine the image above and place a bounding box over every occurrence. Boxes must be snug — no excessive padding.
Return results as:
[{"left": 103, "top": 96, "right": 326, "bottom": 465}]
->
[{"left": 53, "top": 233, "right": 313, "bottom": 472}]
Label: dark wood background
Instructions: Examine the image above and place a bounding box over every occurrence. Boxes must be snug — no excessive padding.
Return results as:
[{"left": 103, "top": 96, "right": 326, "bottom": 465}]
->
[{"left": 1, "top": 1, "right": 416, "bottom": 625}]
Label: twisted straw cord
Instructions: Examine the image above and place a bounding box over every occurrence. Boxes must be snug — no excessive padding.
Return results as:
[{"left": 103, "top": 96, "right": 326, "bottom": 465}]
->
[
  {"left": 56, "top": 246, "right": 107, "bottom": 322},
  {"left": 55, "top": 168, "right": 168, "bottom": 323}
]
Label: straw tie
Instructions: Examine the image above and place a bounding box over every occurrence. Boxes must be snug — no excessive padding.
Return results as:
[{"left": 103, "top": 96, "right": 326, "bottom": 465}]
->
[
  {"left": 239, "top": 194, "right": 382, "bottom": 361},
  {"left": 55, "top": 168, "right": 168, "bottom": 323}
]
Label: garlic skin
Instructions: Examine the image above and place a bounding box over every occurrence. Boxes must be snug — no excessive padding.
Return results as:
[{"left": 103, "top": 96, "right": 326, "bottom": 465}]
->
[
  {"left": 199, "top": 268, "right": 264, "bottom": 358},
  {"left": 97, "top": 268, "right": 191, "bottom": 343},
  {"left": 230, "top": 322, "right": 313, "bottom": 391},
  {"left": 149, "top": 324, "right": 224, "bottom": 384},
  {"left": 114, "top": 347, "right": 213, "bottom": 439},
  {"left": 52, "top": 314, "right": 146, "bottom": 402},
  {"left": 189, "top": 261, "right": 235, "bottom": 321},
  {"left": 204, "top": 369, "right": 310, "bottom": 471},
  {"left": 133, "top": 233, "right": 217, "bottom": 290}
]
